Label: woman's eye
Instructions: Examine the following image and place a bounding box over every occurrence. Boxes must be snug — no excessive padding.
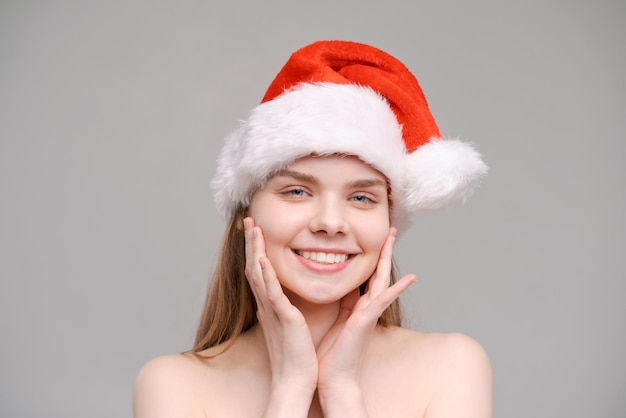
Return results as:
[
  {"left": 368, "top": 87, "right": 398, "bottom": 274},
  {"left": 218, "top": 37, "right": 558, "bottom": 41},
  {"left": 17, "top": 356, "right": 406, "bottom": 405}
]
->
[
  {"left": 282, "top": 188, "right": 308, "bottom": 198},
  {"left": 351, "top": 194, "right": 376, "bottom": 205}
]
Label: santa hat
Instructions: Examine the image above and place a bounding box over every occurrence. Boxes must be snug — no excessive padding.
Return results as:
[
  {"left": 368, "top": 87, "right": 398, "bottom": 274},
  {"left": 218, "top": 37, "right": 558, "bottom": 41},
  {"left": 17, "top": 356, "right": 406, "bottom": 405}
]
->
[{"left": 212, "top": 40, "right": 488, "bottom": 231}]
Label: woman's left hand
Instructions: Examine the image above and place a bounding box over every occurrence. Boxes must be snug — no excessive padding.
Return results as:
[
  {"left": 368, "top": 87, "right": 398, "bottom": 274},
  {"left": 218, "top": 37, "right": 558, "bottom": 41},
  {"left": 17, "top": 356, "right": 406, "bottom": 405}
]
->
[{"left": 315, "top": 227, "right": 417, "bottom": 412}]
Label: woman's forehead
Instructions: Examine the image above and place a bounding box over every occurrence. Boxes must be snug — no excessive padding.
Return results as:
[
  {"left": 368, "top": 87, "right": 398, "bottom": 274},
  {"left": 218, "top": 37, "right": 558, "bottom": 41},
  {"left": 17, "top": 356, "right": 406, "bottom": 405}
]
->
[{"left": 284, "top": 154, "right": 388, "bottom": 180}]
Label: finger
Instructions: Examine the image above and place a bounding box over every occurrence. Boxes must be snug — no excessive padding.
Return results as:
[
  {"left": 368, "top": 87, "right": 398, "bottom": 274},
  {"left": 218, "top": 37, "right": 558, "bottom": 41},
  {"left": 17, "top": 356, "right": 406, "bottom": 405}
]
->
[
  {"left": 259, "top": 257, "right": 290, "bottom": 309},
  {"left": 244, "top": 217, "right": 264, "bottom": 263},
  {"left": 335, "top": 288, "right": 360, "bottom": 325},
  {"left": 352, "top": 273, "right": 417, "bottom": 328},
  {"left": 368, "top": 228, "right": 397, "bottom": 298},
  {"left": 252, "top": 226, "right": 287, "bottom": 307},
  {"left": 371, "top": 273, "right": 417, "bottom": 315},
  {"left": 243, "top": 218, "right": 268, "bottom": 310},
  {"left": 243, "top": 217, "right": 257, "bottom": 265},
  {"left": 243, "top": 218, "right": 260, "bottom": 283},
  {"left": 259, "top": 256, "right": 303, "bottom": 323},
  {"left": 243, "top": 218, "right": 257, "bottom": 285}
]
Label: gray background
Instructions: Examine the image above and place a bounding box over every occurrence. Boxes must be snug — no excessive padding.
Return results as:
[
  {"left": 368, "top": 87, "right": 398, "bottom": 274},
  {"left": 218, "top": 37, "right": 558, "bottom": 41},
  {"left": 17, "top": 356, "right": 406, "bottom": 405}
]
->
[{"left": 1, "top": 1, "right": 624, "bottom": 417}]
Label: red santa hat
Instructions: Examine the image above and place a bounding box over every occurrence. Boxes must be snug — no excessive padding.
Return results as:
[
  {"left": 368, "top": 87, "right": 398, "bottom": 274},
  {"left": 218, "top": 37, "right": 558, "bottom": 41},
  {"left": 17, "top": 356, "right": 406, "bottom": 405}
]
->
[{"left": 212, "top": 40, "right": 488, "bottom": 231}]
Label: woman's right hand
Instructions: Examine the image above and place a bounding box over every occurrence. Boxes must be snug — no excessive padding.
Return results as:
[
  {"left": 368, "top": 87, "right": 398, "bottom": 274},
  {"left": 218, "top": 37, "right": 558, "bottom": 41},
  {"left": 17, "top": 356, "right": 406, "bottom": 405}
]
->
[{"left": 243, "top": 217, "right": 318, "bottom": 417}]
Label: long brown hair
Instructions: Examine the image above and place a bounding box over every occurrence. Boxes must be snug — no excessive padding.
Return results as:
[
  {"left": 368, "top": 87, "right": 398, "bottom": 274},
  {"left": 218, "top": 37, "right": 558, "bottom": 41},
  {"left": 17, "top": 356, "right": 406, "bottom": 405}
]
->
[{"left": 191, "top": 205, "right": 403, "bottom": 354}]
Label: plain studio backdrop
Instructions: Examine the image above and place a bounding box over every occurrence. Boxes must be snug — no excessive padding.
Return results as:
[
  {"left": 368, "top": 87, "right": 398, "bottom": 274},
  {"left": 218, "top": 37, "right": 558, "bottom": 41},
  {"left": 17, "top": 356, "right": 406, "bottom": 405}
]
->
[{"left": 1, "top": 1, "right": 624, "bottom": 417}]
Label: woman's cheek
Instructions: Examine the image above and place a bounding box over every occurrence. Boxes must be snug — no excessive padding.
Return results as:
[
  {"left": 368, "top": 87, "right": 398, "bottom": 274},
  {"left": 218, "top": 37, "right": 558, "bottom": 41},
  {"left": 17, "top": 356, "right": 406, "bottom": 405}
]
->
[{"left": 368, "top": 218, "right": 390, "bottom": 250}]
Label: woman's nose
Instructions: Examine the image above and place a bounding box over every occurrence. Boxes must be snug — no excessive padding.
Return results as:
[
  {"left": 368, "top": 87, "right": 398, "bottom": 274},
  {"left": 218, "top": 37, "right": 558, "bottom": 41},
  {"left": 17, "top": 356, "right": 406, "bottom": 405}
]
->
[{"left": 309, "top": 199, "right": 349, "bottom": 236}]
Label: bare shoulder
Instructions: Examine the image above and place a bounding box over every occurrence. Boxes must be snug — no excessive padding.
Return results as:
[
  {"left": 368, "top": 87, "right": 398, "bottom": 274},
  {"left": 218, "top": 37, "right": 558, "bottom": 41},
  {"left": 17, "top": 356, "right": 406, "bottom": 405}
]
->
[
  {"left": 414, "top": 331, "right": 490, "bottom": 370},
  {"left": 133, "top": 353, "right": 208, "bottom": 418},
  {"left": 380, "top": 327, "right": 490, "bottom": 368},
  {"left": 371, "top": 328, "right": 492, "bottom": 417},
  {"left": 421, "top": 332, "right": 491, "bottom": 389},
  {"left": 426, "top": 333, "right": 492, "bottom": 417},
  {"left": 414, "top": 331, "right": 492, "bottom": 418}
]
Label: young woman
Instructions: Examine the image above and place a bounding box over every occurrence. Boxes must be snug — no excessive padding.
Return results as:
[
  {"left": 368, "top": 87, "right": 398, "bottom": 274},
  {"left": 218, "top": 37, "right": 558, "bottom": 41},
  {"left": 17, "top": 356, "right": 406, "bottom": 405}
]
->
[{"left": 133, "top": 40, "right": 492, "bottom": 417}]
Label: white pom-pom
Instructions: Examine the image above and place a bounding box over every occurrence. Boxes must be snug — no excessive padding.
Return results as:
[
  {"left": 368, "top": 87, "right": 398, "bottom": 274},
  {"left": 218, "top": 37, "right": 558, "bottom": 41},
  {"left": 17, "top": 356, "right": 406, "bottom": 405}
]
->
[{"left": 403, "top": 138, "right": 488, "bottom": 211}]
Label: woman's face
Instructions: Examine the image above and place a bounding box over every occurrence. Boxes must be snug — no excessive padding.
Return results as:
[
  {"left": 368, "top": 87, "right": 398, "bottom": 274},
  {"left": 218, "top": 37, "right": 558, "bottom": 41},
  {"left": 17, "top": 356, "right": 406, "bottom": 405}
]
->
[{"left": 248, "top": 155, "right": 390, "bottom": 306}]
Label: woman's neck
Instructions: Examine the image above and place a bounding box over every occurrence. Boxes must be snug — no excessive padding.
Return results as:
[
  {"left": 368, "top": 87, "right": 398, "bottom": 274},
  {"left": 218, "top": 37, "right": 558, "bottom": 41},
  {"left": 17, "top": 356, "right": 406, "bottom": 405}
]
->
[
  {"left": 280, "top": 286, "right": 343, "bottom": 348},
  {"left": 295, "top": 299, "right": 341, "bottom": 348},
  {"left": 250, "top": 293, "right": 342, "bottom": 350}
]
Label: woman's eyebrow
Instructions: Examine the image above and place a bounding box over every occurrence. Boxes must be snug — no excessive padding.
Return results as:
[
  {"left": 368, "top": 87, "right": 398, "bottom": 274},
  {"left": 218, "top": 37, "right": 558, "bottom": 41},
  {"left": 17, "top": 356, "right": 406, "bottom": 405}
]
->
[
  {"left": 275, "top": 171, "right": 386, "bottom": 189},
  {"left": 275, "top": 170, "right": 318, "bottom": 184},
  {"left": 346, "top": 178, "right": 387, "bottom": 189}
]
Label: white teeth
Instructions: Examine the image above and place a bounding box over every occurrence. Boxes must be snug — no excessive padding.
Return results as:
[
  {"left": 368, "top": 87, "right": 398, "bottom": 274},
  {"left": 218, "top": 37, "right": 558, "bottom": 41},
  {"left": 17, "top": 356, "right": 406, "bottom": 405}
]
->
[{"left": 298, "top": 251, "right": 348, "bottom": 264}]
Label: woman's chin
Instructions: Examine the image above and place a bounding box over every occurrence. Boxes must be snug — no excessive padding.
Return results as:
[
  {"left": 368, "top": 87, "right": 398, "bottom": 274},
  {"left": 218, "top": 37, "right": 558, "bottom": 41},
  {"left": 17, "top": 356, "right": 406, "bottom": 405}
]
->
[{"left": 282, "top": 286, "right": 348, "bottom": 308}]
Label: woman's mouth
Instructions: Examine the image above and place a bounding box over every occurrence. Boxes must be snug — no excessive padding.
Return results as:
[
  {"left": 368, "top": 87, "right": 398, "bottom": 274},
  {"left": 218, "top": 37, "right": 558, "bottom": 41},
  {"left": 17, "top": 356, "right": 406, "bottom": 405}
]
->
[{"left": 293, "top": 250, "right": 349, "bottom": 264}]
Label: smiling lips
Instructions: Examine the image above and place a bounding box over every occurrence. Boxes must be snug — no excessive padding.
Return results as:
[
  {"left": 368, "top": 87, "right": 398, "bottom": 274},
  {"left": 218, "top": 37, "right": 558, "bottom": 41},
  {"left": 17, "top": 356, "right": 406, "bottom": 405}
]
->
[{"left": 294, "top": 250, "right": 350, "bottom": 264}]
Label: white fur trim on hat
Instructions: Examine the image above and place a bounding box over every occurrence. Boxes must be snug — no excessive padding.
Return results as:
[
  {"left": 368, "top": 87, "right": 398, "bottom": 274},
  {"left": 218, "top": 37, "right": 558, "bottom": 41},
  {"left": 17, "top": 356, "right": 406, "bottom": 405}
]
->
[
  {"left": 404, "top": 138, "right": 489, "bottom": 211},
  {"left": 212, "top": 82, "right": 487, "bottom": 230}
]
